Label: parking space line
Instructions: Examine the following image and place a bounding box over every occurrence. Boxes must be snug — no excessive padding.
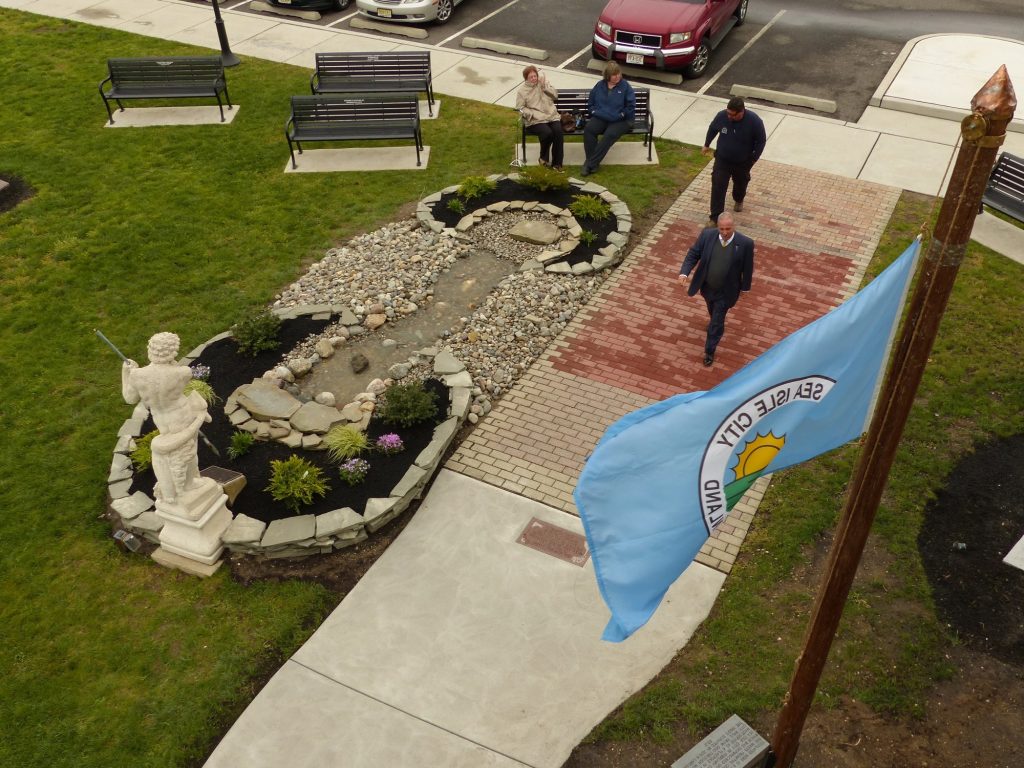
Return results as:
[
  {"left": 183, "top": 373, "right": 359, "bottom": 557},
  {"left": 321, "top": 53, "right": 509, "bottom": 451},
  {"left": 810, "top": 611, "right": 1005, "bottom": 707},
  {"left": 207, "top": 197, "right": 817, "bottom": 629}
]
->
[
  {"left": 556, "top": 44, "right": 593, "bottom": 71},
  {"left": 326, "top": 12, "right": 362, "bottom": 28},
  {"left": 697, "top": 9, "right": 786, "bottom": 96},
  {"left": 436, "top": 0, "right": 525, "bottom": 48}
]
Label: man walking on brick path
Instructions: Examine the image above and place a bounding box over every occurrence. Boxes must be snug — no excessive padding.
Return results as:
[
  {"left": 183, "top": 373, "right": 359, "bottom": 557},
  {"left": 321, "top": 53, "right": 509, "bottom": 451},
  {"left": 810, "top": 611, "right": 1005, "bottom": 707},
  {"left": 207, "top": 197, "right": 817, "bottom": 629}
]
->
[
  {"left": 678, "top": 213, "right": 754, "bottom": 367},
  {"left": 702, "top": 96, "right": 766, "bottom": 224}
]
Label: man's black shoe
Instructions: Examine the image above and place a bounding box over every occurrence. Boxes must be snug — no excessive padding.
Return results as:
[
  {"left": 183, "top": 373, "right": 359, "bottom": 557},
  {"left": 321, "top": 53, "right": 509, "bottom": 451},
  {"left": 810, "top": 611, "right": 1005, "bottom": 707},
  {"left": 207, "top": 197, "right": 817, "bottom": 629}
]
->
[{"left": 703, "top": 353, "right": 714, "bottom": 367}]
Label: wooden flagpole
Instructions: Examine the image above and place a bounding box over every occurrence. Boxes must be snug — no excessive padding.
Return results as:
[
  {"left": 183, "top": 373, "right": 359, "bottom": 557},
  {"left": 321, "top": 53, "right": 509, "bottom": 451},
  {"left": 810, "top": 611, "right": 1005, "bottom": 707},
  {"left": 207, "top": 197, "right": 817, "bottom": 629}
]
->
[{"left": 767, "top": 66, "right": 1016, "bottom": 768}]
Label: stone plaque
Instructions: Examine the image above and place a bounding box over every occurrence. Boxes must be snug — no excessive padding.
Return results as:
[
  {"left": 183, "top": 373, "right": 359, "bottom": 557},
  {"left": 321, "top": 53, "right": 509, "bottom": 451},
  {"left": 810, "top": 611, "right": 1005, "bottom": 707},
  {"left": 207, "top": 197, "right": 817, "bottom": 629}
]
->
[
  {"left": 516, "top": 517, "right": 589, "bottom": 566},
  {"left": 671, "top": 715, "right": 769, "bottom": 768}
]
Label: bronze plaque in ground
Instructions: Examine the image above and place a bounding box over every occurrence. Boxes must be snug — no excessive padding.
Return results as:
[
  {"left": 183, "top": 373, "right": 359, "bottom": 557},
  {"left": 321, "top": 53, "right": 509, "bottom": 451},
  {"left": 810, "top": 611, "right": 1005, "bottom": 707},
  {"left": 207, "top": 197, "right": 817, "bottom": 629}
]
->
[{"left": 516, "top": 517, "right": 589, "bottom": 567}]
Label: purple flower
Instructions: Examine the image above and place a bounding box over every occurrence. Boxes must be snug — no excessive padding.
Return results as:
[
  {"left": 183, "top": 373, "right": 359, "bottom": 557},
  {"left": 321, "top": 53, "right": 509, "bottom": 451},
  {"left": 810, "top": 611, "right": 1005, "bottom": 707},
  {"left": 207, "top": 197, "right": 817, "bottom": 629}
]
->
[
  {"left": 375, "top": 433, "right": 405, "bottom": 454},
  {"left": 190, "top": 363, "right": 211, "bottom": 381},
  {"left": 339, "top": 458, "right": 370, "bottom": 486}
]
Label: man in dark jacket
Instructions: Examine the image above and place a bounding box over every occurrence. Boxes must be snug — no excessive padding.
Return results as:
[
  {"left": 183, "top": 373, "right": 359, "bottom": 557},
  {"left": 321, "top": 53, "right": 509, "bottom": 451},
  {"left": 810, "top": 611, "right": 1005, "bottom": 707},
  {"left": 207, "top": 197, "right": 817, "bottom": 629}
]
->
[
  {"left": 678, "top": 213, "right": 754, "bottom": 366},
  {"left": 703, "top": 96, "right": 766, "bottom": 224}
]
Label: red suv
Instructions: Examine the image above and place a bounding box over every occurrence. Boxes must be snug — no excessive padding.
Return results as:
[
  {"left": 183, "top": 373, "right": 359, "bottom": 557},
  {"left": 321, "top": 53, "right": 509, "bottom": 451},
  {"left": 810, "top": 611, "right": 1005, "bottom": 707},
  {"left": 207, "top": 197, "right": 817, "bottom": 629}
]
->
[{"left": 593, "top": 0, "right": 747, "bottom": 78}]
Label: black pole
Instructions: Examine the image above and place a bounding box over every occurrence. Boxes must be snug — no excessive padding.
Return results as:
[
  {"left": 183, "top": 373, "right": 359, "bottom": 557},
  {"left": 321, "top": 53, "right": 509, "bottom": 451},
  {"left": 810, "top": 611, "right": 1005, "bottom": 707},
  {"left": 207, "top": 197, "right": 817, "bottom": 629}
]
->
[{"left": 211, "top": 0, "right": 241, "bottom": 68}]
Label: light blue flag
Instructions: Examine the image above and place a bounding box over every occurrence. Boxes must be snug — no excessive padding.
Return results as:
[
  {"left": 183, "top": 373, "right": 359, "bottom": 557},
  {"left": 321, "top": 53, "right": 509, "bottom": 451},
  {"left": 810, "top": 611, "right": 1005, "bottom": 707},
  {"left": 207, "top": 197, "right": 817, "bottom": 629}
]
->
[{"left": 575, "top": 241, "right": 920, "bottom": 642}]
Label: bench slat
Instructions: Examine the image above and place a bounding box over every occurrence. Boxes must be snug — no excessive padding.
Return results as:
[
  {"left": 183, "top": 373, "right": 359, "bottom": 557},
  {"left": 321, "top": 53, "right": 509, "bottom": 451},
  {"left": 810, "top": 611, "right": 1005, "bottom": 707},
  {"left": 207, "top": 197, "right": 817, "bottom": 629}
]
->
[
  {"left": 983, "top": 152, "right": 1024, "bottom": 223},
  {"left": 99, "top": 56, "right": 231, "bottom": 124},
  {"left": 285, "top": 93, "right": 423, "bottom": 168},
  {"left": 311, "top": 52, "right": 434, "bottom": 116}
]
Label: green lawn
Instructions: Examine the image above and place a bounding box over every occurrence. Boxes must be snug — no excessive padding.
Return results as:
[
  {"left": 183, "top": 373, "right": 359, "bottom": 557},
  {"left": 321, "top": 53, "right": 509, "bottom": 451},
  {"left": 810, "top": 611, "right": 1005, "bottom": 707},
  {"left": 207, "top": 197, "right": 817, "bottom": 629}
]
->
[{"left": 0, "top": 10, "right": 705, "bottom": 767}]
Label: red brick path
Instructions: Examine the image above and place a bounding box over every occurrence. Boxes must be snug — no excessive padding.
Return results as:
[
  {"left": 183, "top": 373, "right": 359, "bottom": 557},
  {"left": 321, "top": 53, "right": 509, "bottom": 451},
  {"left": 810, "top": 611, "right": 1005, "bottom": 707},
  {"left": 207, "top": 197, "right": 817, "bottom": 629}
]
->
[{"left": 447, "top": 161, "right": 901, "bottom": 573}]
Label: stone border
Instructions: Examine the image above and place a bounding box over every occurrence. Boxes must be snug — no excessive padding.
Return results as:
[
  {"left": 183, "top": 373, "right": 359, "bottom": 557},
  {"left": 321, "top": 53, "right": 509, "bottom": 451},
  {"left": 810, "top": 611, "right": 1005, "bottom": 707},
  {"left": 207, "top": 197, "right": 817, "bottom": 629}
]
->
[
  {"left": 107, "top": 307, "right": 472, "bottom": 560},
  {"left": 415, "top": 173, "right": 632, "bottom": 273}
]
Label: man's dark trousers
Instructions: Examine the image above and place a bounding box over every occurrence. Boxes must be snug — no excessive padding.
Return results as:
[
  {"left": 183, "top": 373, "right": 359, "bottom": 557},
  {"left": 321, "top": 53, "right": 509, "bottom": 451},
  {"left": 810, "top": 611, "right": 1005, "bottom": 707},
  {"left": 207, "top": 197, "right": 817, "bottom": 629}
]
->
[
  {"left": 710, "top": 159, "right": 751, "bottom": 222},
  {"left": 700, "top": 285, "right": 731, "bottom": 355}
]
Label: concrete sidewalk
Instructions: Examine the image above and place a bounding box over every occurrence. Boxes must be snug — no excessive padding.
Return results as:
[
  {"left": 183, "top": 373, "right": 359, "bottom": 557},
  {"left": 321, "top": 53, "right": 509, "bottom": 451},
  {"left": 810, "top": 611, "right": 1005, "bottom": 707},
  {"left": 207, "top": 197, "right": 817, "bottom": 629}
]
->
[{"left": 7, "top": 2, "right": 1022, "bottom": 765}]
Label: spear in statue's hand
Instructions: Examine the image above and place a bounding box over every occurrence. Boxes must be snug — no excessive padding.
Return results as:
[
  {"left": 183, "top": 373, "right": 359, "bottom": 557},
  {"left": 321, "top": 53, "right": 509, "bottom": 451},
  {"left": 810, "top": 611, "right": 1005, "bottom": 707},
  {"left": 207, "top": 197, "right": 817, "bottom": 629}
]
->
[{"left": 95, "top": 329, "right": 222, "bottom": 458}]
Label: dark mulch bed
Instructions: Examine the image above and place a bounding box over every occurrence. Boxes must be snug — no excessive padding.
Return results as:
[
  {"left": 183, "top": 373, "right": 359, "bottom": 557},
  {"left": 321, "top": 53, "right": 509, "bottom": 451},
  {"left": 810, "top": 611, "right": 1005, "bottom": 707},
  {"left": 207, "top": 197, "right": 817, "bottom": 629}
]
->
[
  {"left": 0, "top": 173, "right": 35, "bottom": 213},
  {"left": 430, "top": 177, "right": 618, "bottom": 266},
  {"left": 918, "top": 433, "right": 1024, "bottom": 665},
  {"left": 127, "top": 318, "right": 450, "bottom": 524}
]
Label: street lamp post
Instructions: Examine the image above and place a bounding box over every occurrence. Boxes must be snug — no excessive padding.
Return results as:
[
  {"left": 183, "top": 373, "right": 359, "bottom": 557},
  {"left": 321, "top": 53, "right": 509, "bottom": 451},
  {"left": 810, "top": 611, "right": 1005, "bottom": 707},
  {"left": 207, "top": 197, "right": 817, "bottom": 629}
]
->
[{"left": 211, "top": 0, "right": 240, "bottom": 68}]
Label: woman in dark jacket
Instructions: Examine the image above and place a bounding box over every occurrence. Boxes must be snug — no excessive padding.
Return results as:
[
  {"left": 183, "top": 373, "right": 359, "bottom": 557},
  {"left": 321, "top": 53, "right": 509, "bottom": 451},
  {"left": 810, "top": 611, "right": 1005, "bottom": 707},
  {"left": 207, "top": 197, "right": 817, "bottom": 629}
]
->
[{"left": 582, "top": 61, "right": 636, "bottom": 176}]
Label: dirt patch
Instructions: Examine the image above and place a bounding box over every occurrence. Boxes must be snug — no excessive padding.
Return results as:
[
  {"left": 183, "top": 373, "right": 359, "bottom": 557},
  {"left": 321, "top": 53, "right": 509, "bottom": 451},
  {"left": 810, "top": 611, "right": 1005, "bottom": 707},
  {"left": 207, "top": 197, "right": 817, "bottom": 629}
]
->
[{"left": 0, "top": 173, "right": 34, "bottom": 213}]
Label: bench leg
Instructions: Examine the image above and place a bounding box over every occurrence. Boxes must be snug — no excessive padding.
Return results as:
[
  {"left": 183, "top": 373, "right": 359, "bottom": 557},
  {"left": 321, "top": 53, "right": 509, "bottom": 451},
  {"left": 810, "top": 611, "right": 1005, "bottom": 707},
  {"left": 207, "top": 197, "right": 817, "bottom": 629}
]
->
[
  {"left": 521, "top": 129, "right": 527, "bottom": 165},
  {"left": 102, "top": 97, "right": 115, "bottom": 125},
  {"left": 415, "top": 130, "right": 422, "bottom": 166},
  {"left": 286, "top": 136, "right": 299, "bottom": 169},
  {"left": 426, "top": 85, "right": 434, "bottom": 117},
  {"left": 216, "top": 95, "right": 225, "bottom": 123}
]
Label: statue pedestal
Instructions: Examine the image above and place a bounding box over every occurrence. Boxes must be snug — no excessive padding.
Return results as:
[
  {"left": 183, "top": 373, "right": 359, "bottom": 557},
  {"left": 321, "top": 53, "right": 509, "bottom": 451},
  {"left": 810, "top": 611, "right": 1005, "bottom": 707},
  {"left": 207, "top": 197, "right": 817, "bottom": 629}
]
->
[{"left": 153, "top": 477, "right": 232, "bottom": 575}]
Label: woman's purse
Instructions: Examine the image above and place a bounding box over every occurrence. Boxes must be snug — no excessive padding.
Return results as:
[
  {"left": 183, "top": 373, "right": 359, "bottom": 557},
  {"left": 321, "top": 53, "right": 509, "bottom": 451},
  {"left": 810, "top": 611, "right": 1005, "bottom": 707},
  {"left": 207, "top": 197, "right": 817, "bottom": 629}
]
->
[{"left": 560, "top": 111, "right": 576, "bottom": 133}]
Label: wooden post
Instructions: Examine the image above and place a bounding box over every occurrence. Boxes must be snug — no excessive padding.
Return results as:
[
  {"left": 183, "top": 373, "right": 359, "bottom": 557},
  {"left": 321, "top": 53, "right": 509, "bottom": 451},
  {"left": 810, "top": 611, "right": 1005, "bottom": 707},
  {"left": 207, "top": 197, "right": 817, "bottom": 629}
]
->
[{"left": 767, "top": 66, "right": 1016, "bottom": 768}]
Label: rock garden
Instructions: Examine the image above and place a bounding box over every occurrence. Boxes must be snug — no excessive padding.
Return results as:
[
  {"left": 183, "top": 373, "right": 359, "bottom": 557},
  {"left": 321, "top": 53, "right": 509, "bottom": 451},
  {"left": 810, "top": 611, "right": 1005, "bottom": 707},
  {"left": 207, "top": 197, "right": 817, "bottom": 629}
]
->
[{"left": 108, "top": 167, "right": 632, "bottom": 566}]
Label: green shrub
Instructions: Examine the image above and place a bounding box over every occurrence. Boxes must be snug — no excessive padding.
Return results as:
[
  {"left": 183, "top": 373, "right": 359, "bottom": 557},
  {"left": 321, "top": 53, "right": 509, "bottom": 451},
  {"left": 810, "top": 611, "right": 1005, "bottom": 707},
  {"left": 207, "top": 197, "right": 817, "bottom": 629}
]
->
[
  {"left": 130, "top": 430, "right": 159, "bottom": 472},
  {"left": 231, "top": 308, "right": 282, "bottom": 357},
  {"left": 265, "top": 455, "right": 330, "bottom": 514},
  {"left": 579, "top": 229, "right": 598, "bottom": 246},
  {"left": 183, "top": 378, "right": 220, "bottom": 405},
  {"left": 379, "top": 380, "right": 439, "bottom": 427},
  {"left": 457, "top": 175, "right": 497, "bottom": 201},
  {"left": 447, "top": 197, "right": 466, "bottom": 215},
  {"left": 323, "top": 424, "right": 369, "bottom": 462},
  {"left": 569, "top": 194, "right": 611, "bottom": 221},
  {"left": 517, "top": 164, "right": 570, "bottom": 192},
  {"left": 227, "top": 430, "right": 255, "bottom": 460}
]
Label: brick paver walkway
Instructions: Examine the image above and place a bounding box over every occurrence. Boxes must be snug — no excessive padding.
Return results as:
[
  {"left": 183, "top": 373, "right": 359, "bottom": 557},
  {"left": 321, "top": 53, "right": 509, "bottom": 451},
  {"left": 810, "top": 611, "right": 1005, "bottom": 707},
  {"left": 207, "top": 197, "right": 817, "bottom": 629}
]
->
[{"left": 448, "top": 160, "right": 901, "bottom": 574}]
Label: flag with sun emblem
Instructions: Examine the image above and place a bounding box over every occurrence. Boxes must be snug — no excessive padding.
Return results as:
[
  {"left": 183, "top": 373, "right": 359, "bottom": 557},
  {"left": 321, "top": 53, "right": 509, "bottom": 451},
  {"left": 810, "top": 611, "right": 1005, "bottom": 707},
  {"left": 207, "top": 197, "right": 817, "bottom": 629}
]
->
[{"left": 575, "top": 241, "right": 920, "bottom": 642}]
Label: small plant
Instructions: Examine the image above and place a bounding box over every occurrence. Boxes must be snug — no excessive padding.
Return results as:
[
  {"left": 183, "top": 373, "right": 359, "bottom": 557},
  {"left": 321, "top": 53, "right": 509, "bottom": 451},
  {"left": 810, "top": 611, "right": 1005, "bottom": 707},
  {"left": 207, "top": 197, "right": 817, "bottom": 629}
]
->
[
  {"left": 323, "top": 424, "right": 369, "bottom": 462},
  {"left": 456, "top": 175, "right": 497, "bottom": 201},
  {"left": 375, "top": 433, "right": 405, "bottom": 455},
  {"left": 578, "top": 229, "right": 598, "bottom": 246},
  {"left": 265, "top": 455, "right": 330, "bottom": 513},
  {"left": 446, "top": 197, "right": 466, "bottom": 215},
  {"left": 227, "top": 430, "right": 255, "bottom": 460},
  {"left": 183, "top": 378, "right": 220, "bottom": 405},
  {"left": 517, "top": 164, "right": 570, "bottom": 192},
  {"left": 231, "top": 308, "right": 282, "bottom": 358},
  {"left": 569, "top": 194, "right": 611, "bottom": 221},
  {"left": 379, "top": 380, "right": 439, "bottom": 427},
  {"left": 338, "top": 458, "right": 371, "bottom": 486},
  {"left": 189, "top": 363, "right": 211, "bottom": 381},
  {"left": 130, "top": 430, "right": 159, "bottom": 472}
]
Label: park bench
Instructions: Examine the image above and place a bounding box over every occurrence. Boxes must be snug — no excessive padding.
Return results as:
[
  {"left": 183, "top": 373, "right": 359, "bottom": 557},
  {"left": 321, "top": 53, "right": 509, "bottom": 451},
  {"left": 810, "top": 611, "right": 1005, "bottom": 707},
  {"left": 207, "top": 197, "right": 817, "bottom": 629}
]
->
[
  {"left": 310, "top": 51, "right": 435, "bottom": 117},
  {"left": 285, "top": 93, "right": 423, "bottom": 169},
  {"left": 520, "top": 87, "right": 654, "bottom": 165},
  {"left": 981, "top": 151, "right": 1024, "bottom": 223},
  {"left": 99, "top": 56, "right": 231, "bottom": 125}
]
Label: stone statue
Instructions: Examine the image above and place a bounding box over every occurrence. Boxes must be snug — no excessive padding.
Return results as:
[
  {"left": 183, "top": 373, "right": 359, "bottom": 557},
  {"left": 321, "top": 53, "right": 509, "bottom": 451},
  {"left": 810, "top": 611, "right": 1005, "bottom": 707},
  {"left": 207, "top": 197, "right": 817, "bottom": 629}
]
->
[{"left": 121, "top": 332, "right": 210, "bottom": 505}]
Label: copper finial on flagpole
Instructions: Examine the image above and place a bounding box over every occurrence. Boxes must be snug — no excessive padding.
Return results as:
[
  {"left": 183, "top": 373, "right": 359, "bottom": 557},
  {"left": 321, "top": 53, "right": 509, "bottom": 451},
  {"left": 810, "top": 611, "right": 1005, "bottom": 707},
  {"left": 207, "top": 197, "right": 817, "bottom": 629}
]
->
[{"left": 766, "top": 66, "right": 1015, "bottom": 768}]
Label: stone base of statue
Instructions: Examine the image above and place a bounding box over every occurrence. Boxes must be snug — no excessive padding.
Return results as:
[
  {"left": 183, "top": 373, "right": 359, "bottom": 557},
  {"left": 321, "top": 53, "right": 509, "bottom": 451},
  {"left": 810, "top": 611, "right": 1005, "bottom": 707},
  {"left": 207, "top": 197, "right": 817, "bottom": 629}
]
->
[{"left": 153, "top": 476, "right": 232, "bottom": 576}]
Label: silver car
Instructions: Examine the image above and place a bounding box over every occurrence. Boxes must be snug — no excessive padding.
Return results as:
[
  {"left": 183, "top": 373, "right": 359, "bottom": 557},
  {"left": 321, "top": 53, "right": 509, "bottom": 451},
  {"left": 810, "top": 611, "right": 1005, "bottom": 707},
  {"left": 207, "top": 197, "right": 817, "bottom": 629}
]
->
[{"left": 356, "top": 0, "right": 466, "bottom": 24}]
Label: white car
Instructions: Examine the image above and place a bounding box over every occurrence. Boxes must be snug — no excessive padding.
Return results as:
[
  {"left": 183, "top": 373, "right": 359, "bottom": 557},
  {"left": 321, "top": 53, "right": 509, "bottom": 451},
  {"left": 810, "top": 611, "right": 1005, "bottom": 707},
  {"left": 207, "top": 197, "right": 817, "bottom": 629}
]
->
[{"left": 356, "top": 0, "right": 466, "bottom": 24}]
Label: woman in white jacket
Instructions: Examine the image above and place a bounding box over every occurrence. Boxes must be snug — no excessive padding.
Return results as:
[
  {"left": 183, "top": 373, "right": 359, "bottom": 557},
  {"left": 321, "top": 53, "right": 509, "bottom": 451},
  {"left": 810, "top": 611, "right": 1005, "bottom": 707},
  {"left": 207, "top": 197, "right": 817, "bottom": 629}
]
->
[{"left": 516, "top": 65, "right": 564, "bottom": 171}]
